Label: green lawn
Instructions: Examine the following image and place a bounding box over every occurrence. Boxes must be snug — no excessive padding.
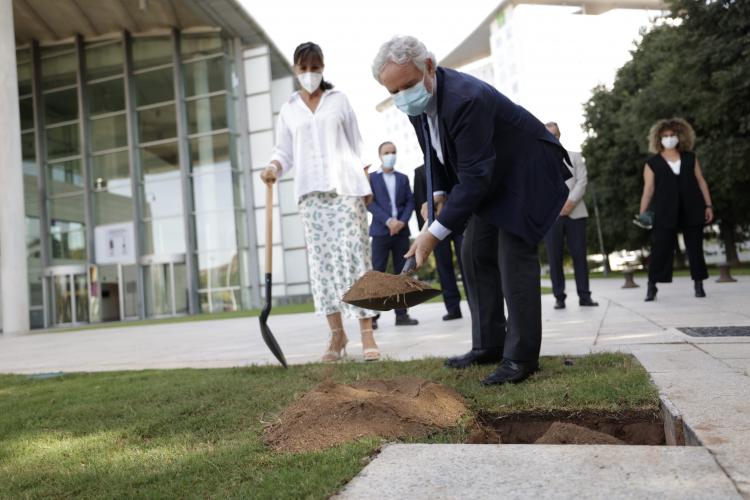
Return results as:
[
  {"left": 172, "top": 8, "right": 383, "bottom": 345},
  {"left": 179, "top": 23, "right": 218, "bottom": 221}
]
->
[{"left": 0, "top": 353, "right": 658, "bottom": 499}]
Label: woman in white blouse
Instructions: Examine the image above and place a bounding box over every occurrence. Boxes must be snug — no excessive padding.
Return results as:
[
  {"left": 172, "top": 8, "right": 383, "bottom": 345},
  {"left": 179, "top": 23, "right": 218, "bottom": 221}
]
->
[{"left": 260, "top": 42, "right": 379, "bottom": 362}]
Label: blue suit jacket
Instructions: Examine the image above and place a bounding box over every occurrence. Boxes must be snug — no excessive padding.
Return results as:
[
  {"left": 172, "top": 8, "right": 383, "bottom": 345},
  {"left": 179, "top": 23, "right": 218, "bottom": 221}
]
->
[
  {"left": 367, "top": 170, "right": 414, "bottom": 237},
  {"left": 410, "top": 67, "right": 572, "bottom": 244}
]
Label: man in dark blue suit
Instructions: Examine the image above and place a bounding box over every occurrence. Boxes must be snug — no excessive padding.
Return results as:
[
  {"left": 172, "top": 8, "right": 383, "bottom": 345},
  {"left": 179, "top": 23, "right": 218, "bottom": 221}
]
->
[
  {"left": 368, "top": 141, "right": 419, "bottom": 327},
  {"left": 373, "top": 36, "right": 571, "bottom": 385}
]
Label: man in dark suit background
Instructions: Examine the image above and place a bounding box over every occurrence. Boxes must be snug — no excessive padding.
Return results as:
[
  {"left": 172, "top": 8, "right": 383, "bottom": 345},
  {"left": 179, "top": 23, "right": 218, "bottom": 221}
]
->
[
  {"left": 368, "top": 141, "right": 419, "bottom": 327},
  {"left": 373, "top": 35, "right": 571, "bottom": 385},
  {"left": 414, "top": 165, "right": 464, "bottom": 321}
]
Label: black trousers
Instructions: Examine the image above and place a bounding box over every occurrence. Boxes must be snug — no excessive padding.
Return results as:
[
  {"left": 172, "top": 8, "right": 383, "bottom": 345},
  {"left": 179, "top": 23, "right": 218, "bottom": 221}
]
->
[
  {"left": 372, "top": 234, "right": 411, "bottom": 316},
  {"left": 434, "top": 232, "right": 465, "bottom": 315},
  {"left": 462, "top": 216, "right": 542, "bottom": 362},
  {"left": 543, "top": 216, "right": 592, "bottom": 301},
  {"left": 649, "top": 225, "right": 708, "bottom": 283}
]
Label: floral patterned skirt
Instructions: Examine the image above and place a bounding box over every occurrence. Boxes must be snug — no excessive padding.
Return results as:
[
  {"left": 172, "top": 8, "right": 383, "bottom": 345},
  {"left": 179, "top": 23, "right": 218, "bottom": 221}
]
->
[{"left": 298, "top": 191, "right": 376, "bottom": 319}]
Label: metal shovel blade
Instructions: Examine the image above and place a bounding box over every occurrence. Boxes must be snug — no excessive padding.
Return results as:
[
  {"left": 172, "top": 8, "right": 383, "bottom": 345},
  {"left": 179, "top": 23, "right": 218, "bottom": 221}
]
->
[
  {"left": 344, "top": 287, "right": 442, "bottom": 311},
  {"left": 258, "top": 274, "right": 288, "bottom": 368},
  {"left": 343, "top": 256, "right": 442, "bottom": 311}
]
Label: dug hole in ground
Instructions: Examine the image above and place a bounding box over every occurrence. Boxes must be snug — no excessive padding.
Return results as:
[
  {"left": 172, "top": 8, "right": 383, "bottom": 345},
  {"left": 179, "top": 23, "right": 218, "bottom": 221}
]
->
[{"left": 263, "top": 372, "right": 669, "bottom": 454}]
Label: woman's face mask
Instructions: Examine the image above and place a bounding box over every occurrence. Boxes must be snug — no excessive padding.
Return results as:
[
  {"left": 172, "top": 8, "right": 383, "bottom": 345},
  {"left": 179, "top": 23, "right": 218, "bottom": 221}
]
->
[
  {"left": 661, "top": 135, "right": 679, "bottom": 150},
  {"left": 297, "top": 72, "right": 323, "bottom": 94}
]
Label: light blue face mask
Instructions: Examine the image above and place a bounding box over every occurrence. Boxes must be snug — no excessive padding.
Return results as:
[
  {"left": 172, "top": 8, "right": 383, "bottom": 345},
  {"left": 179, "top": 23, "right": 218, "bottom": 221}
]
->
[
  {"left": 381, "top": 153, "right": 397, "bottom": 169},
  {"left": 393, "top": 76, "right": 432, "bottom": 116}
]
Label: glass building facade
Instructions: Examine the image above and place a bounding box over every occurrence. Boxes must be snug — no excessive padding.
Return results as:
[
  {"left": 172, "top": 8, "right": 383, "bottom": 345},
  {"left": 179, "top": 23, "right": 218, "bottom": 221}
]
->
[{"left": 15, "top": 30, "right": 262, "bottom": 329}]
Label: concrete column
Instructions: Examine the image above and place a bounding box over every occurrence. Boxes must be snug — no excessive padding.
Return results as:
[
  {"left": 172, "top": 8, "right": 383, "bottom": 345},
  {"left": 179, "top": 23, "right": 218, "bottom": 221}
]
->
[{"left": 0, "top": 0, "right": 30, "bottom": 333}]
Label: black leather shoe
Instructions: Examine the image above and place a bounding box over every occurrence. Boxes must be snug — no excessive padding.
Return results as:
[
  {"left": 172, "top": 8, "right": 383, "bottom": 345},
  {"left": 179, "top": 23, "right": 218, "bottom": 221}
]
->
[
  {"left": 442, "top": 311, "right": 463, "bottom": 321},
  {"left": 579, "top": 297, "right": 599, "bottom": 307},
  {"left": 395, "top": 314, "right": 419, "bottom": 326},
  {"left": 694, "top": 280, "right": 706, "bottom": 298},
  {"left": 645, "top": 282, "right": 657, "bottom": 302},
  {"left": 444, "top": 349, "right": 503, "bottom": 369},
  {"left": 481, "top": 359, "right": 540, "bottom": 386},
  {"left": 554, "top": 299, "right": 566, "bottom": 309}
]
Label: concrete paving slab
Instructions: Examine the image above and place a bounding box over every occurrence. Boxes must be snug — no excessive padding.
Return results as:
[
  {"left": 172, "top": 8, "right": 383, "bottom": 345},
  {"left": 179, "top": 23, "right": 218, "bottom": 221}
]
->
[
  {"left": 698, "top": 344, "right": 750, "bottom": 359},
  {"left": 336, "top": 444, "right": 741, "bottom": 500},
  {"left": 630, "top": 344, "right": 750, "bottom": 496}
]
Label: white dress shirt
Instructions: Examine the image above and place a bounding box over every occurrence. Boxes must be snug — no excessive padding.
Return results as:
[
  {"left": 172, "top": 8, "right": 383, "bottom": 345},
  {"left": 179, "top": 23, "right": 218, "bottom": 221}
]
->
[
  {"left": 270, "top": 90, "right": 372, "bottom": 201},
  {"left": 423, "top": 77, "right": 452, "bottom": 241},
  {"left": 381, "top": 169, "right": 398, "bottom": 220}
]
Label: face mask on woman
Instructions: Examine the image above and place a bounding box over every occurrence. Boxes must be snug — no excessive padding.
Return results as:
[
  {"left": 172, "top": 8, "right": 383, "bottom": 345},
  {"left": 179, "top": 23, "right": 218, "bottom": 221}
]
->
[
  {"left": 297, "top": 72, "right": 323, "bottom": 94},
  {"left": 661, "top": 136, "right": 679, "bottom": 150},
  {"left": 394, "top": 74, "right": 432, "bottom": 116},
  {"left": 381, "top": 153, "right": 397, "bottom": 169}
]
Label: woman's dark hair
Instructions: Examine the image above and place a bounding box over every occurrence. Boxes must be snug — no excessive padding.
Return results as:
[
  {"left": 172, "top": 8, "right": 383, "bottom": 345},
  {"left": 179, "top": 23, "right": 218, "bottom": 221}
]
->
[{"left": 293, "top": 42, "right": 334, "bottom": 91}]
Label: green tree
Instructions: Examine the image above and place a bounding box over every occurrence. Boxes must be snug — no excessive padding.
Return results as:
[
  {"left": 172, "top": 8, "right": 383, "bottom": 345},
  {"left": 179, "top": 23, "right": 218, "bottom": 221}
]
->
[{"left": 582, "top": 0, "right": 750, "bottom": 264}]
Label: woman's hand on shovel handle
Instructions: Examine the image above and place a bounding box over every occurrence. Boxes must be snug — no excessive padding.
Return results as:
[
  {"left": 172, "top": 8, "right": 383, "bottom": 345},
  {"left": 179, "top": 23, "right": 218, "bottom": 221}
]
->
[
  {"left": 260, "top": 162, "right": 281, "bottom": 185},
  {"left": 404, "top": 230, "right": 440, "bottom": 270}
]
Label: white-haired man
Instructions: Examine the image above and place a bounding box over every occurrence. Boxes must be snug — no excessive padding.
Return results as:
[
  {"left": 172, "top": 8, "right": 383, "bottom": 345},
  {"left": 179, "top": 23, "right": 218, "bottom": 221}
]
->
[{"left": 372, "top": 36, "right": 572, "bottom": 385}]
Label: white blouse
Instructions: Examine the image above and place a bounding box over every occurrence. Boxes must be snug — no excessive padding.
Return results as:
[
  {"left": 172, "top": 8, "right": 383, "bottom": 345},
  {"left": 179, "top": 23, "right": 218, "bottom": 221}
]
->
[
  {"left": 667, "top": 159, "right": 681, "bottom": 175},
  {"left": 270, "top": 90, "right": 372, "bottom": 201}
]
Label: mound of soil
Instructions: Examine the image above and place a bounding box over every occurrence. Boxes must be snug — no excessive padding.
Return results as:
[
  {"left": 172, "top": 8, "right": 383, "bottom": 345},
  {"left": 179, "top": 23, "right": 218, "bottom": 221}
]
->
[
  {"left": 264, "top": 378, "right": 468, "bottom": 452},
  {"left": 534, "top": 422, "right": 625, "bottom": 445},
  {"left": 342, "top": 271, "right": 433, "bottom": 301}
]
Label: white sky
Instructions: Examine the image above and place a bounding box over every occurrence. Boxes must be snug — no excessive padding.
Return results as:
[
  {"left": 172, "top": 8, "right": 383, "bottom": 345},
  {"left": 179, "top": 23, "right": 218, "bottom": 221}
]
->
[{"left": 240, "top": 0, "right": 499, "bottom": 166}]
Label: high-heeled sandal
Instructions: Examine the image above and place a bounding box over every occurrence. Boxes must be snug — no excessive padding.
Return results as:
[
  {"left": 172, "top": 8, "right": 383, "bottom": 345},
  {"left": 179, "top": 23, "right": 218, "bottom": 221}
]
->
[
  {"left": 360, "top": 329, "right": 380, "bottom": 362},
  {"left": 321, "top": 328, "right": 348, "bottom": 362}
]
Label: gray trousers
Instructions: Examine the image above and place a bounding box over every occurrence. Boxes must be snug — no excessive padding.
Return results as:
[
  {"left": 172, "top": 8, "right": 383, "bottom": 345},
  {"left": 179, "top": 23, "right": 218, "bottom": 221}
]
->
[
  {"left": 543, "top": 216, "right": 592, "bottom": 301},
  {"left": 462, "top": 216, "right": 542, "bottom": 362}
]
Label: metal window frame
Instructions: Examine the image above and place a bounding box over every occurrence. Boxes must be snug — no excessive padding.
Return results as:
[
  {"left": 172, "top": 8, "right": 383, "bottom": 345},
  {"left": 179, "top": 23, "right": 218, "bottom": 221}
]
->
[
  {"left": 123, "top": 31, "right": 147, "bottom": 319},
  {"left": 76, "top": 35, "right": 96, "bottom": 280},
  {"left": 233, "top": 37, "right": 262, "bottom": 309},
  {"left": 172, "top": 28, "right": 199, "bottom": 315},
  {"left": 30, "top": 41, "right": 52, "bottom": 328}
]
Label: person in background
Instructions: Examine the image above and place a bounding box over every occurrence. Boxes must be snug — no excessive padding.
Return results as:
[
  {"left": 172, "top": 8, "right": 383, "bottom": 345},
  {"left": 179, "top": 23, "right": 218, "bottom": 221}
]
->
[
  {"left": 414, "top": 164, "right": 464, "bottom": 320},
  {"left": 368, "top": 141, "right": 419, "bottom": 328},
  {"left": 543, "top": 122, "right": 598, "bottom": 310},
  {"left": 372, "top": 36, "right": 571, "bottom": 385},
  {"left": 261, "top": 42, "right": 380, "bottom": 362},
  {"left": 639, "top": 118, "right": 713, "bottom": 301}
]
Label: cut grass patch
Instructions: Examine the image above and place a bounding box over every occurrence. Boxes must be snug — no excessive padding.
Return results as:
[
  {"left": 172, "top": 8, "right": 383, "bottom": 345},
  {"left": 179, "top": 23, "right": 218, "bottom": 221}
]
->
[{"left": 0, "top": 353, "right": 658, "bottom": 499}]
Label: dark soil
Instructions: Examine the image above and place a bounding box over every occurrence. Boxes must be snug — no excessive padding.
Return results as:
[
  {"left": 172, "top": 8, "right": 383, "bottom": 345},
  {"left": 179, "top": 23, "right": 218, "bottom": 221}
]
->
[
  {"left": 475, "top": 410, "right": 665, "bottom": 445},
  {"left": 264, "top": 378, "right": 468, "bottom": 452}
]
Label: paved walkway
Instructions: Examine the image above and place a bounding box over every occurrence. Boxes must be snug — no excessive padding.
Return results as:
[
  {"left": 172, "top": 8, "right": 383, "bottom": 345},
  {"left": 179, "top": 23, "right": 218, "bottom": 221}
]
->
[{"left": 2, "top": 275, "right": 749, "bottom": 497}]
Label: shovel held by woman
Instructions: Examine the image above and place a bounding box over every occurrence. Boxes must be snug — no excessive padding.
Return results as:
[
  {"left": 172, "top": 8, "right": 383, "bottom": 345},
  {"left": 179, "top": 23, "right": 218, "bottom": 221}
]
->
[{"left": 258, "top": 182, "right": 288, "bottom": 368}]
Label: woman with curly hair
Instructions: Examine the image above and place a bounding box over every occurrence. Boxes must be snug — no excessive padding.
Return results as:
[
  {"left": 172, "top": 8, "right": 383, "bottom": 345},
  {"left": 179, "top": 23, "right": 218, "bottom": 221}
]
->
[{"left": 639, "top": 118, "right": 714, "bottom": 301}]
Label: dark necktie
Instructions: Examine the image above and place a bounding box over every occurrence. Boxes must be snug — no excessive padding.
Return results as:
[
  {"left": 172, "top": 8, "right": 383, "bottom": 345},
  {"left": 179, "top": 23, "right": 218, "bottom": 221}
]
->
[{"left": 420, "top": 116, "right": 435, "bottom": 225}]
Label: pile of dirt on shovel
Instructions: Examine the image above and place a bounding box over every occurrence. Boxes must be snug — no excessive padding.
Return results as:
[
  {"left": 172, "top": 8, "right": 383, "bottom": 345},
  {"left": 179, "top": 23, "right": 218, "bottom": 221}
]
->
[
  {"left": 342, "top": 271, "right": 433, "bottom": 301},
  {"left": 264, "top": 378, "right": 468, "bottom": 452}
]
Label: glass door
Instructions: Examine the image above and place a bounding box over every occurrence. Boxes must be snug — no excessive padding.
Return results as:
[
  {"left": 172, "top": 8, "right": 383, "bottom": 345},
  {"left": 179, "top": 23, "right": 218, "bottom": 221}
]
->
[
  {"left": 141, "top": 254, "right": 186, "bottom": 318},
  {"left": 52, "top": 274, "right": 73, "bottom": 324},
  {"left": 46, "top": 265, "right": 89, "bottom": 326}
]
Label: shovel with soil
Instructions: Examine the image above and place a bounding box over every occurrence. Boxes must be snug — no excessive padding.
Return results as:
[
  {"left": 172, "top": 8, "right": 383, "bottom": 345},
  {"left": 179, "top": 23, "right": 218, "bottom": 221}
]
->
[{"left": 342, "top": 256, "right": 441, "bottom": 311}]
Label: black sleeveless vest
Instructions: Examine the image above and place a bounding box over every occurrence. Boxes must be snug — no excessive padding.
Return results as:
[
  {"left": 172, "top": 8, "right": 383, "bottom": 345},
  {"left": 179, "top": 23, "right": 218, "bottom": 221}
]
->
[{"left": 646, "top": 151, "right": 705, "bottom": 228}]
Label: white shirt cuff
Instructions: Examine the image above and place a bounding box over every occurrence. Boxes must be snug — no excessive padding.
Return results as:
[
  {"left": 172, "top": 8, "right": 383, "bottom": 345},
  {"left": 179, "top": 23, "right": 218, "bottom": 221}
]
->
[
  {"left": 433, "top": 191, "right": 446, "bottom": 198},
  {"left": 428, "top": 220, "right": 452, "bottom": 241}
]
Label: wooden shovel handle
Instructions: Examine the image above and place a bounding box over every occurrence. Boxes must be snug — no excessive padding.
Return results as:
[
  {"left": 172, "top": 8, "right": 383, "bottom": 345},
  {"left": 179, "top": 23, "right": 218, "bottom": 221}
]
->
[{"left": 265, "top": 182, "right": 273, "bottom": 273}]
